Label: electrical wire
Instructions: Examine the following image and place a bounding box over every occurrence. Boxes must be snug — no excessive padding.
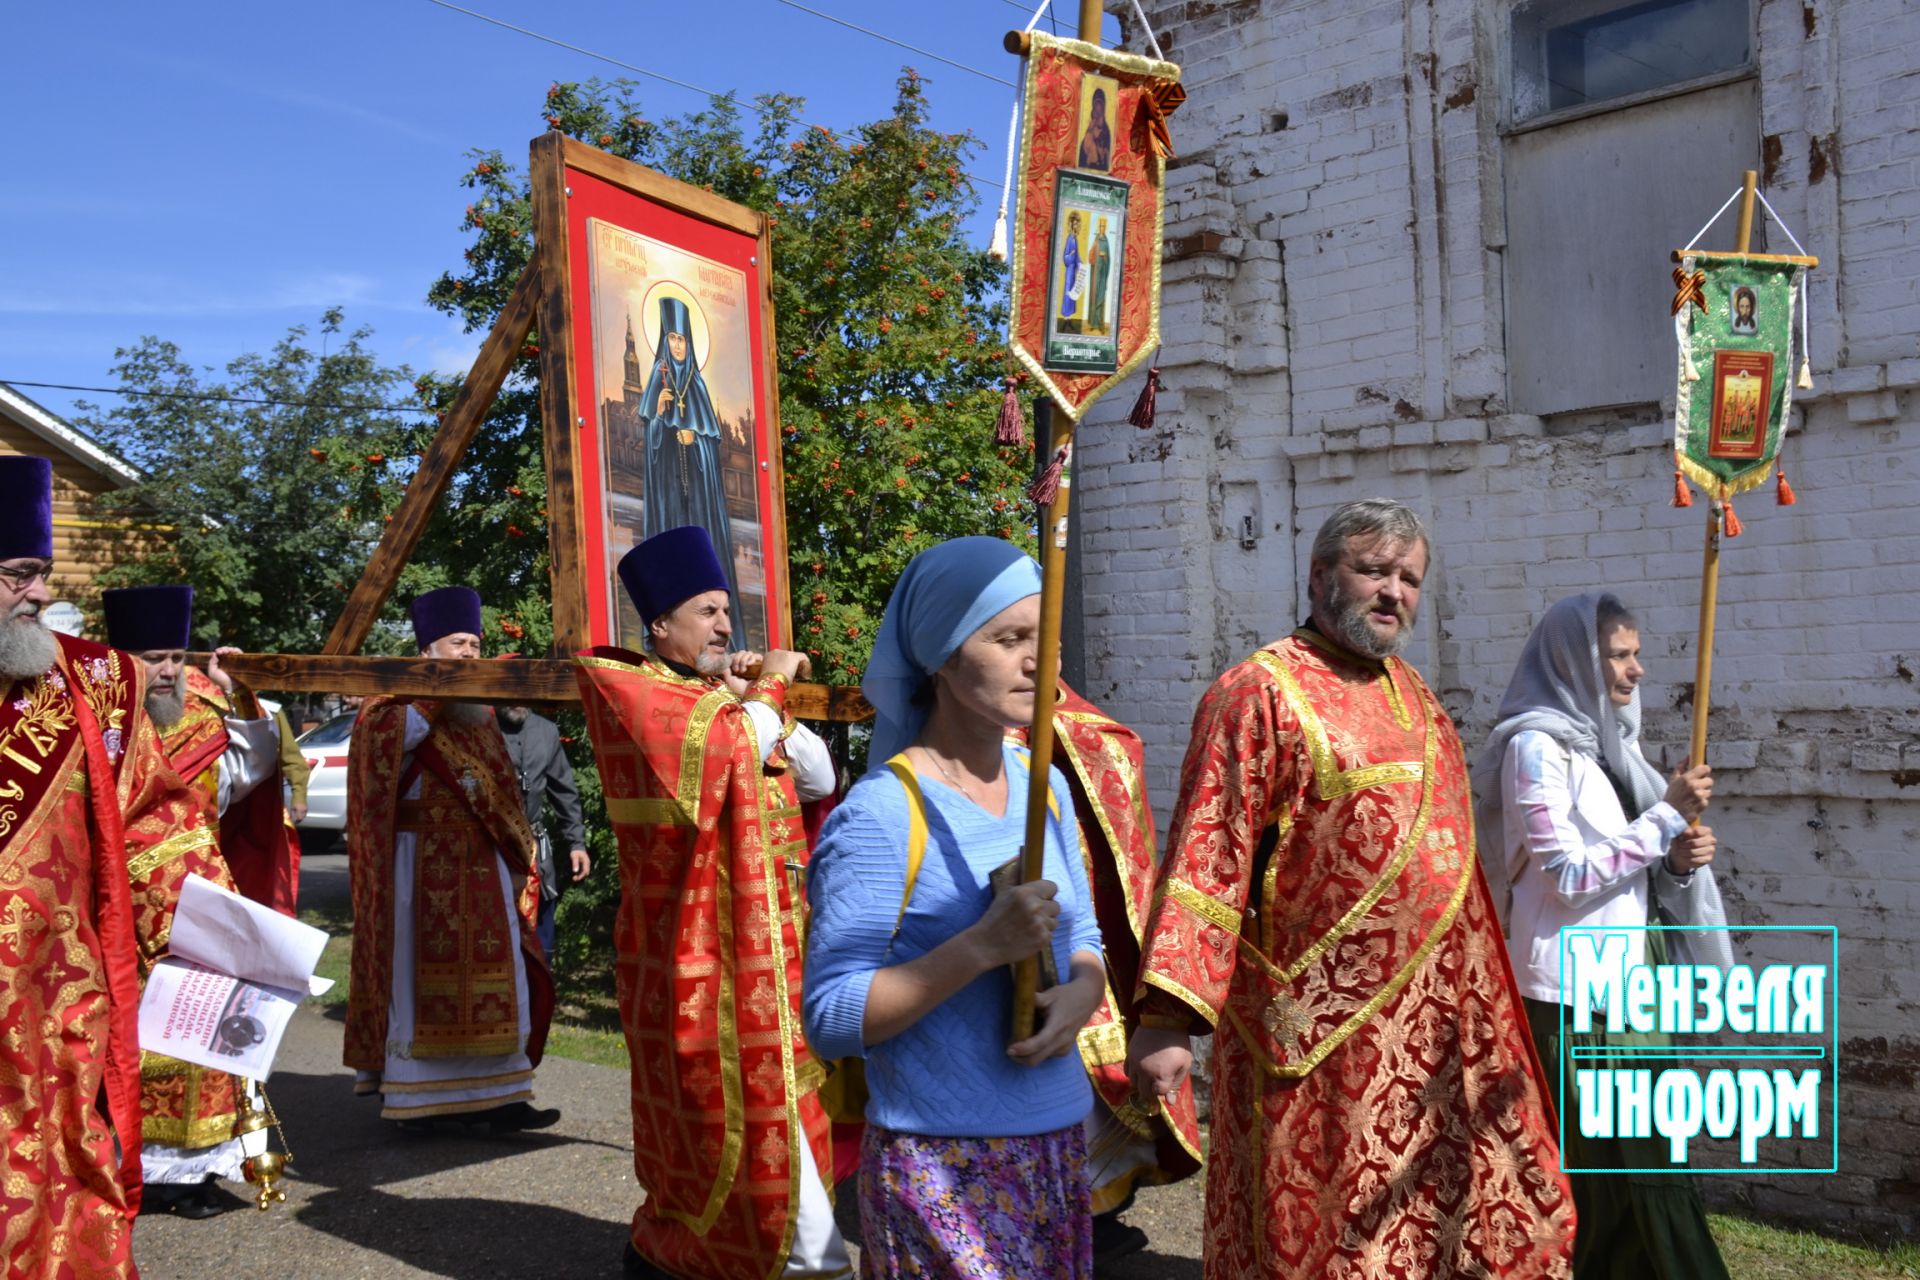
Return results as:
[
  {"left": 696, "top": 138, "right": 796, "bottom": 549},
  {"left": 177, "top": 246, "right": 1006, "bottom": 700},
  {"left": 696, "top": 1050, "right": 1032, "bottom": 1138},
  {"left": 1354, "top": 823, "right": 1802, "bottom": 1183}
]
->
[
  {"left": 2, "top": 379, "right": 440, "bottom": 414},
  {"left": 772, "top": 0, "right": 1014, "bottom": 87},
  {"left": 422, "top": 0, "right": 1005, "bottom": 190}
]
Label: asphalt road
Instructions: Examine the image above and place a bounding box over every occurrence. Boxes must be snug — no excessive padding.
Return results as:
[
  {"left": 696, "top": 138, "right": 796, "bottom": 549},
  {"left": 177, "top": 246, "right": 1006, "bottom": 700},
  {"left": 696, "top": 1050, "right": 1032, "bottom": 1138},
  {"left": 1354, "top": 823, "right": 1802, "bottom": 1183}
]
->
[{"left": 131, "top": 851, "right": 1208, "bottom": 1279}]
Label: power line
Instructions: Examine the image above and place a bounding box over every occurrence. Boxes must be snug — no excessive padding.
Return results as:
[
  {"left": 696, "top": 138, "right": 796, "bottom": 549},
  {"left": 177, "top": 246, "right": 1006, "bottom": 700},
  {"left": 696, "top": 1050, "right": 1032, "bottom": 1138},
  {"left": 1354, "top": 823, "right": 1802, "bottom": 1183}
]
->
[
  {"left": 3, "top": 380, "right": 440, "bottom": 415},
  {"left": 422, "top": 0, "right": 1006, "bottom": 191},
  {"left": 773, "top": 0, "right": 1015, "bottom": 87}
]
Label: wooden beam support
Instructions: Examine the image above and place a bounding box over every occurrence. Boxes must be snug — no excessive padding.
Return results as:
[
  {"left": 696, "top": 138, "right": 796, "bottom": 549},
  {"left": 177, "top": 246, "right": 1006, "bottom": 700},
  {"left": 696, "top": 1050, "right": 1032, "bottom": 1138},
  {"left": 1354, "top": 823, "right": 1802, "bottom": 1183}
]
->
[
  {"left": 529, "top": 133, "right": 592, "bottom": 656},
  {"left": 322, "top": 261, "right": 543, "bottom": 655},
  {"left": 208, "top": 652, "right": 872, "bottom": 722}
]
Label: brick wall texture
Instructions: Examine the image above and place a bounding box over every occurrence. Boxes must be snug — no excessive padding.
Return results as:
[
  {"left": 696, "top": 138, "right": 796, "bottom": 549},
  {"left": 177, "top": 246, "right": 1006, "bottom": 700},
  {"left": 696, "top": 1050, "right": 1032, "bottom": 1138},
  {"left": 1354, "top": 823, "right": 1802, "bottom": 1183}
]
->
[{"left": 1079, "top": 0, "right": 1920, "bottom": 1236}]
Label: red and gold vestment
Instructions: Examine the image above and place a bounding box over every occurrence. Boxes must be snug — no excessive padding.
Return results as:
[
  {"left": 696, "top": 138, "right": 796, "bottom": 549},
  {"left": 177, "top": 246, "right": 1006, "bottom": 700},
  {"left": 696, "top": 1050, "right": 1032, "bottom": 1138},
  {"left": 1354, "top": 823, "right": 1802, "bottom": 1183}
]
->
[
  {"left": 1137, "top": 631, "right": 1574, "bottom": 1280},
  {"left": 1, "top": 634, "right": 207, "bottom": 1278},
  {"left": 344, "top": 699, "right": 550, "bottom": 1086},
  {"left": 139, "top": 666, "right": 302, "bottom": 1158},
  {"left": 574, "top": 649, "right": 833, "bottom": 1280},
  {"left": 162, "top": 666, "right": 301, "bottom": 916},
  {"left": 1018, "top": 685, "right": 1202, "bottom": 1210}
]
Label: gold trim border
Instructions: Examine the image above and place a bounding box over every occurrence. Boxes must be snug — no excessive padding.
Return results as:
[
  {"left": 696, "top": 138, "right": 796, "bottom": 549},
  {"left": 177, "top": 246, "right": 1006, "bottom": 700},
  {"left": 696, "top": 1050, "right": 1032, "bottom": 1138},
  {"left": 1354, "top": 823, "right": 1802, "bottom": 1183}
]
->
[{"left": 126, "top": 824, "right": 216, "bottom": 882}]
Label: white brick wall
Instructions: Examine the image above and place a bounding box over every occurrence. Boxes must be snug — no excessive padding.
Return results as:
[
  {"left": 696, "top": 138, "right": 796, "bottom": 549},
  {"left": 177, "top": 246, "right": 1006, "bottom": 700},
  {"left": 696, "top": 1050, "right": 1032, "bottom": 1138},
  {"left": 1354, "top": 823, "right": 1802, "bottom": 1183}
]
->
[{"left": 1086, "top": 0, "right": 1920, "bottom": 1237}]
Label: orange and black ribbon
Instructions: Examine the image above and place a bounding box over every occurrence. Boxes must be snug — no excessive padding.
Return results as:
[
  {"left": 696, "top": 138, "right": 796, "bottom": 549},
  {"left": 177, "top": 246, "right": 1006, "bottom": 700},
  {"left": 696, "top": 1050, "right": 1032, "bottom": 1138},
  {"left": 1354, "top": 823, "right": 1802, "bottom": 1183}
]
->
[
  {"left": 1135, "top": 80, "right": 1188, "bottom": 161},
  {"left": 1671, "top": 267, "right": 1707, "bottom": 316}
]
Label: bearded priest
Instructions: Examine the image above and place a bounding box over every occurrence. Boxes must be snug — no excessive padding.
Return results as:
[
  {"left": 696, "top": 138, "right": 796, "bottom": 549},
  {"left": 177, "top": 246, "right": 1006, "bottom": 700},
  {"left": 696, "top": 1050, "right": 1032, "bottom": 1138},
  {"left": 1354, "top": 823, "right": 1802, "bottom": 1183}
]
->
[
  {"left": 343, "top": 586, "right": 557, "bottom": 1132},
  {"left": 99, "top": 584, "right": 293, "bottom": 1218},
  {"left": 1126, "top": 499, "right": 1575, "bottom": 1280},
  {"left": 573, "top": 525, "right": 847, "bottom": 1280},
  {"left": 0, "top": 455, "right": 209, "bottom": 1275},
  {"left": 102, "top": 585, "right": 299, "bottom": 917}
]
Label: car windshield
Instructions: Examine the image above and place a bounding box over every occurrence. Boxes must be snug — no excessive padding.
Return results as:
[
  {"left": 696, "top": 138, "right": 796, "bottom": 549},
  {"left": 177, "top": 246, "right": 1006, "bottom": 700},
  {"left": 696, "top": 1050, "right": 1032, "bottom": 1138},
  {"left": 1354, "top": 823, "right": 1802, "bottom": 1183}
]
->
[{"left": 297, "top": 713, "right": 357, "bottom": 749}]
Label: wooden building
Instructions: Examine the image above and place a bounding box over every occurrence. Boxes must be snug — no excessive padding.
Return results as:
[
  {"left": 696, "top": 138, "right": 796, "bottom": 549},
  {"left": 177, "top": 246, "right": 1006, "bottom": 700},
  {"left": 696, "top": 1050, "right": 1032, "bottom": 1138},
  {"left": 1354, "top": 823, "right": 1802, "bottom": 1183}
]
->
[{"left": 0, "top": 381, "right": 147, "bottom": 626}]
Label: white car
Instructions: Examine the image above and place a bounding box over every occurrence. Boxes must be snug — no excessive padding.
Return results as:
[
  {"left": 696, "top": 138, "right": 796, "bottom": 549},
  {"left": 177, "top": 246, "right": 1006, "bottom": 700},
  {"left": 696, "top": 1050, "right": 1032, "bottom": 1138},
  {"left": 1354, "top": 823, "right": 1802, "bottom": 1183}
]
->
[{"left": 295, "top": 713, "right": 355, "bottom": 838}]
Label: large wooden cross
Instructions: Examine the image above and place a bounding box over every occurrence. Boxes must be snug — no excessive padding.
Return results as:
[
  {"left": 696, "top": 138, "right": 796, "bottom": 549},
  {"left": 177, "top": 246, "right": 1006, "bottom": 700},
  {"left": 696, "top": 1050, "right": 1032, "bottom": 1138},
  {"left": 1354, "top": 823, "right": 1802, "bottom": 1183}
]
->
[{"left": 212, "top": 133, "right": 868, "bottom": 723}]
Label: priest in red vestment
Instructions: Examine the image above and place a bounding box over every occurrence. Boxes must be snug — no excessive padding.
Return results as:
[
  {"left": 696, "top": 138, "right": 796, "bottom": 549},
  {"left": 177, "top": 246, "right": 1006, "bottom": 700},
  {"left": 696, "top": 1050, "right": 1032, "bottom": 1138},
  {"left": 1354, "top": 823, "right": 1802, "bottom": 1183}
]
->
[
  {"left": 573, "top": 525, "right": 846, "bottom": 1280},
  {"left": 0, "top": 456, "right": 210, "bottom": 1276},
  {"left": 1016, "top": 684, "right": 1203, "bottom": 1265},
  {"left": 343, "top": 587, "right": 556, "bottom": 1131},
  {"left": 101, "top": 585, "right": 296, "bottom": 1216},
  {"left": 1127, "top": 499, "right": 1575, "bottom": 1280}
]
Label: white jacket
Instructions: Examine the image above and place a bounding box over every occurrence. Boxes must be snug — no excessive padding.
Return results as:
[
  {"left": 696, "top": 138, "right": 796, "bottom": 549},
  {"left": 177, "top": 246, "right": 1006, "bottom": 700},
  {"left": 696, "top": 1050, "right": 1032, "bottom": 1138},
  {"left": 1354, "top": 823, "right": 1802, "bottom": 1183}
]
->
[{"left": 1497, "top": 729, "right": 1689, "bottom": 1005}]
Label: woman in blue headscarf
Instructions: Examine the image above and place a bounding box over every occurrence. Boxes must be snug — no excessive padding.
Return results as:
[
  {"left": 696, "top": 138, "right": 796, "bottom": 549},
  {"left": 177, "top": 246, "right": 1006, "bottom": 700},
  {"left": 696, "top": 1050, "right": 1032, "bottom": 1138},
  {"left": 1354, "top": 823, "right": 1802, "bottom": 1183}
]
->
[
  {"left": 804, "top": 537, "right": 1105, "bottom": 1279},
  {"left": 641, "top": 295, "right": 744, "bottom": 647}
]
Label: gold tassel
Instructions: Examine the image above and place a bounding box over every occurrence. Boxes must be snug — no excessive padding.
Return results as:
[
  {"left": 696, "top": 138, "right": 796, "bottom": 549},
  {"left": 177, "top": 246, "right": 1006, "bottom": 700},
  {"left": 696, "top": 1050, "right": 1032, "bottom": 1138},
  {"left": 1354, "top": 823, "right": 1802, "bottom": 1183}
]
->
[{"left": 1797, "top": 359, "right": 1813, "bottom": 391}]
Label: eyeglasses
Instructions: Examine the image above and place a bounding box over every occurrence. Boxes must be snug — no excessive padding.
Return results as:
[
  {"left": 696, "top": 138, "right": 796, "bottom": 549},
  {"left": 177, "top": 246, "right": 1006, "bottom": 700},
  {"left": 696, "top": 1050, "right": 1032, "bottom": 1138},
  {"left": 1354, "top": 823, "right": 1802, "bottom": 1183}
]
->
[{"left": 0, "top": 561, "right": 54, "bottom": 590}]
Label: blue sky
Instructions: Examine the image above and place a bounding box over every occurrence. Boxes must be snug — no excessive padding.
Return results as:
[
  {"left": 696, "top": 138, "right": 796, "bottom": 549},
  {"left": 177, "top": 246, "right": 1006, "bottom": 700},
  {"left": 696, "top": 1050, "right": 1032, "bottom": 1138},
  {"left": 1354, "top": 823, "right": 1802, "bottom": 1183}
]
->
[{"left": 1, "top": 0, "right": 1118, "bottom": 428}]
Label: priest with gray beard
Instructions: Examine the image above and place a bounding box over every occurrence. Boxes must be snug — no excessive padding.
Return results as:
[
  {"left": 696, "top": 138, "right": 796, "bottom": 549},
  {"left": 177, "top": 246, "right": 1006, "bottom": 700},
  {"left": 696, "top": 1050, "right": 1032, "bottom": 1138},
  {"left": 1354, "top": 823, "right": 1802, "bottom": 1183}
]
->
[
  {"left": 342, "top": 586, "right": 558, "bottom": 1132},
  {"left": 0, "top": 454, "right": 214, "bottom": 1273}
]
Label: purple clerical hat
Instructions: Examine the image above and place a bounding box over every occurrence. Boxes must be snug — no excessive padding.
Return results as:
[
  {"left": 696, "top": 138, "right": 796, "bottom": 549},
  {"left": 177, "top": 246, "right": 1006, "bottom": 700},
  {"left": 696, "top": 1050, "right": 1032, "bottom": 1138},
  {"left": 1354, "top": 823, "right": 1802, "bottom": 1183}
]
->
[
  {"left": 102, "top": 585, "right": 194, "bottom": 652},
  {"left": 618, "top": 526, "right": 729, "bottom": 625},
  {"left": 0, "top": 455, "right": 54, "bottom": 561},
  {"left": 411, "top": 586, "right": 483, "bottom": 650}
]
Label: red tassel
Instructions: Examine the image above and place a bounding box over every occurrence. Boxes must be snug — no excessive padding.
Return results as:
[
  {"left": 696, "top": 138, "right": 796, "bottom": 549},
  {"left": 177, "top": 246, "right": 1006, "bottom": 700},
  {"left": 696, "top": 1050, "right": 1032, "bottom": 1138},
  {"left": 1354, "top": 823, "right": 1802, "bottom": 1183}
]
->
[
  {"left": 994, "top": 378, "right": 1025, "bottom": 446},
  {"left": 1027, "top": 448, "right": 1066, "bottom": 506},
  {"left": 1721, "top": 498, "right": 1743, "bottom": 538},
  {"left": 1776, "top": 469, "right": 1798, "bottom": 506},
  {"left": 1672, "top": 469, "right": 1693, "bottom": 508},
  {"left": 1128, "top": 367, "right": 1161, "bottom": 431}
]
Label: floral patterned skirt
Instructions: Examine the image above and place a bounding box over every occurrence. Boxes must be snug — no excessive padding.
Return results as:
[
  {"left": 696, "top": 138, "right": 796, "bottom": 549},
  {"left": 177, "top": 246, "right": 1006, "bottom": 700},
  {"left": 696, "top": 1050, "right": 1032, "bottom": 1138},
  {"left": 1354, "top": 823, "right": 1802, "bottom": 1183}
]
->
[{"left": 857, "top": 1122, "right": 1094, "bottom": 1280}]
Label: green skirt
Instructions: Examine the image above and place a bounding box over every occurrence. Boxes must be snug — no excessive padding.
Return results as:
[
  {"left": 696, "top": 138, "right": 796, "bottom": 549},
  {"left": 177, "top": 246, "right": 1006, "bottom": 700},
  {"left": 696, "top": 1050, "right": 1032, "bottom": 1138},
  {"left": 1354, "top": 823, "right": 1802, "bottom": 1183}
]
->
[{"left": 1526, "top": 981, "right": 1731, "bottom": 1280}]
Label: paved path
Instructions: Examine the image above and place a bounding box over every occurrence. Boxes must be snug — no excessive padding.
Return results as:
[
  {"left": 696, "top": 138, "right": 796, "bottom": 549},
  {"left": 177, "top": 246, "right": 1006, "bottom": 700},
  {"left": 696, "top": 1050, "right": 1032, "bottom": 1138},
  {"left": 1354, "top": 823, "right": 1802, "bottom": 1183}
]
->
[
  {"left": 133, "top": 1003, "right": 1205, "bottom": 1279},
  {"left": 132, "top": 853, "right": 1207, "bottom": 1278}
]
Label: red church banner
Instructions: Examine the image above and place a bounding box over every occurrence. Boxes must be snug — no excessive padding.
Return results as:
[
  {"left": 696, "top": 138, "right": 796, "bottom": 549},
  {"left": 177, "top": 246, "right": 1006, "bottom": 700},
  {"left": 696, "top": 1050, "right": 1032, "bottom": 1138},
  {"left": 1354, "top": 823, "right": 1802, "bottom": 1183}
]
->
[{"left": 1008, "top": 33, "right": 1182, "bottom": 421}]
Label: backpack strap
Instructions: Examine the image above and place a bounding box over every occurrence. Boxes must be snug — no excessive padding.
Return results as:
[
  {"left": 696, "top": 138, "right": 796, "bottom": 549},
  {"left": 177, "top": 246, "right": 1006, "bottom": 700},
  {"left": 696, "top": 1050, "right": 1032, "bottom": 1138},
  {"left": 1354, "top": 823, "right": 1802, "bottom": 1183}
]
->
[
  {"left": 1008, "top": 745, "right": 1061, "bottom": 819},
  {"left": 883, "top": 753, "right": 929, "bottom": 940}
]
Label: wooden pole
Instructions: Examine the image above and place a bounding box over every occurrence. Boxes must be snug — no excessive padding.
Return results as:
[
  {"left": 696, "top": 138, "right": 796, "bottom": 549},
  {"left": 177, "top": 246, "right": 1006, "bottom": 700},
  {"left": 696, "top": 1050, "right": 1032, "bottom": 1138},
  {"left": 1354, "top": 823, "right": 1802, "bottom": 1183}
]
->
[
  {"left": 1687, "top": 168, "right": 1758, "bottom": 770},
  {"left": 1011, "top": 1, "right": 1103, "bottom": 1044}
]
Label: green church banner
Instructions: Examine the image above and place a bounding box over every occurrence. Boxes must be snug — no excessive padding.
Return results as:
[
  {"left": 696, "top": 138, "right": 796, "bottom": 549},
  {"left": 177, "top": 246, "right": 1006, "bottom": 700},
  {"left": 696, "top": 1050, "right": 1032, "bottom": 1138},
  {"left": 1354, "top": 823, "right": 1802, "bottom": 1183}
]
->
[{"left": 1671, "top": 252, "right": 1810, "bottom": 501}]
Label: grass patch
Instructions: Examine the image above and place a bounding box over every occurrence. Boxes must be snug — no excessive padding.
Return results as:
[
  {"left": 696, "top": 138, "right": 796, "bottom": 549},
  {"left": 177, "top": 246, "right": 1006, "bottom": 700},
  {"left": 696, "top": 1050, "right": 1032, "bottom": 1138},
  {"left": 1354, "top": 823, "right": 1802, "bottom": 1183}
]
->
[
  {"left": 294, "top": 912, "right": 628, "bottom": 1069},
  {"left": 299, "top": 906, "right": 353, "bottom": 1008},
  {"left": 1711, "top": 1213, "right": 1920, "bottom": 1280}
]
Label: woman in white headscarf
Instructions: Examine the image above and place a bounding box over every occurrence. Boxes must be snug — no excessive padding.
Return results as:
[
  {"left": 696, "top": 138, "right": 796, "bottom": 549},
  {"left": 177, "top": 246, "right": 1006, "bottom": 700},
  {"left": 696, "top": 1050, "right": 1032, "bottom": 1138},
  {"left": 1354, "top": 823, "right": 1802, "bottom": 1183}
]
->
[
  {"left": 1472, "top": 592, "right": 1730, "bottom": 1280},
  {"left": 804, "top": 536, "right": 1105, "bottom": 1279}
]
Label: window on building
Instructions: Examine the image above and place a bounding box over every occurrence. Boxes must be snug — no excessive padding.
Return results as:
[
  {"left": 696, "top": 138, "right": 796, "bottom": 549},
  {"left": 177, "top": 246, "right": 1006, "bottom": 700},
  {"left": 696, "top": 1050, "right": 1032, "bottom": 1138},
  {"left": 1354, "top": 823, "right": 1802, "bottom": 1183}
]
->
[
  {"left": 1510, "top": 0, "right": 1752, "bottom": 125},
  {"left": 1501, "top": 0, "right": 1758, "bottom": 417}
]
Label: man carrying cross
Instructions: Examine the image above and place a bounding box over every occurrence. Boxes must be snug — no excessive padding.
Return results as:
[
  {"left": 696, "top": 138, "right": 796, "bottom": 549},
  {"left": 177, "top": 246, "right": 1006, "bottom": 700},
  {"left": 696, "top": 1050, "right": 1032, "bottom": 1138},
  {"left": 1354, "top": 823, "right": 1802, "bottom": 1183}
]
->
[
  {"left": 343, "top": 586, "right": 558, "bottom": 1133},
  {"left": 573, "top": 525, "right": 846, "bottom": 1280}
]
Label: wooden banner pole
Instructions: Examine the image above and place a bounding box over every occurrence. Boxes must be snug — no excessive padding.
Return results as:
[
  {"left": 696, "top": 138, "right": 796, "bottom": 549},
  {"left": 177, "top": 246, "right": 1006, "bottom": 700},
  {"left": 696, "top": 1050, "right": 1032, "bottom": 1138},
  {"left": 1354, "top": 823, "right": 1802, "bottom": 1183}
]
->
[
  {"left": 1011, "top": 1, "right": 1103, "bottom": 1044},
  {"left": 1687, "top": 168, "right": 1758, "bottom": 770}
]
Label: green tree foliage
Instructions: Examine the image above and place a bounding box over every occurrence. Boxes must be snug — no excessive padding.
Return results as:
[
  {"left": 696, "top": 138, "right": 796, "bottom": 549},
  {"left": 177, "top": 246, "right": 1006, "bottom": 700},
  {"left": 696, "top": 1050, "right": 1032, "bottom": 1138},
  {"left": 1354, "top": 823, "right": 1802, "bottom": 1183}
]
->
[{"left": 73, "top": 311, "right": 422, "bottom": 652}]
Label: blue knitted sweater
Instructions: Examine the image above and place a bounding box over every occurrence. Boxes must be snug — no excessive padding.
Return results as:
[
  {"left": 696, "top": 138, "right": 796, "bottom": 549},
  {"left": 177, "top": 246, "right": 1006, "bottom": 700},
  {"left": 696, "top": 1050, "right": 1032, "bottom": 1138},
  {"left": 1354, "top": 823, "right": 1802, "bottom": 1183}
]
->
[{"left": 802, "top": 745, "right": 1103, "bottom": 1138}]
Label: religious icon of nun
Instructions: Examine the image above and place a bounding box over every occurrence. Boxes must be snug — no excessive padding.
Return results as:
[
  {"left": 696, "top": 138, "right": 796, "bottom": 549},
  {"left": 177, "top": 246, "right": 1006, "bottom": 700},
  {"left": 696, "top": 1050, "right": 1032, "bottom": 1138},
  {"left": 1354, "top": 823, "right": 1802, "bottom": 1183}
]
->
[
  {"left": 1077, "top": 87, "right": 1112, "bottom": 170},
  {"left": 641, "top": 294, "right": 745, "bottom": 647}
]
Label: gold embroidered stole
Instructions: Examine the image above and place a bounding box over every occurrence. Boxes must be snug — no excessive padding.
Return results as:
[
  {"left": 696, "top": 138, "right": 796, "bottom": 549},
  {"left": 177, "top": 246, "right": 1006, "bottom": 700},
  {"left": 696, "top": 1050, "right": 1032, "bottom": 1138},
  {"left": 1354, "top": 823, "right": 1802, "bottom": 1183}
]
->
[{"left": 1223, "top": 634, "right": 1476, "bottom": 1078}]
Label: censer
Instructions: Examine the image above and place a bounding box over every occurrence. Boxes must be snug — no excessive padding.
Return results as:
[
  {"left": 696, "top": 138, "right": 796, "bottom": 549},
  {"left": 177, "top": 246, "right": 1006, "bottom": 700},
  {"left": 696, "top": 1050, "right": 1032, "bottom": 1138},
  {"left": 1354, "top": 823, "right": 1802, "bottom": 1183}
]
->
[{"left": 231, "top": 1083, "right": 292, "bottom": 1210}]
